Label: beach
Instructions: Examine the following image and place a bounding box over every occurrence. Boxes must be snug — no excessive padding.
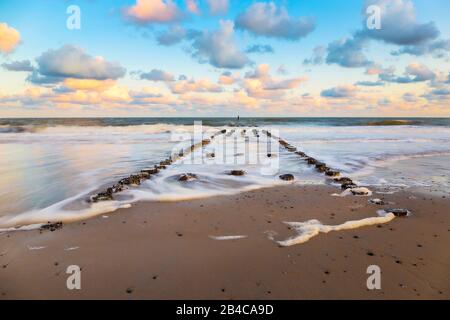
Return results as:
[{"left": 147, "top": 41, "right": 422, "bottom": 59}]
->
[
  {"left": 0, "top": 118, "right": 449, "bottom": 300},
  {"left": 1, "top": 184, "right": 448, "bottom": 299}
]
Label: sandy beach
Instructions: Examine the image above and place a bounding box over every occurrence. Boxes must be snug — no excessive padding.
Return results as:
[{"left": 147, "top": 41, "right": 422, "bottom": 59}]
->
[{"left": 1, "top": 184, "right": 448, "bottom": 300}]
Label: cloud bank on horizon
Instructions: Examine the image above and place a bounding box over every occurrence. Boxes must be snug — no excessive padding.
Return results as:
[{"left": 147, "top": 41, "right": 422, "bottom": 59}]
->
[{"left": 0, "top": 0, "right": 449, "bottom": 117}]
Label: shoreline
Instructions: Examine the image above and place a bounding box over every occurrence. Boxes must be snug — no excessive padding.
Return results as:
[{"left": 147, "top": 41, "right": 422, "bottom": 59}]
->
[{"left": 1, "top": 184, "right": 448, "bottom": 299}]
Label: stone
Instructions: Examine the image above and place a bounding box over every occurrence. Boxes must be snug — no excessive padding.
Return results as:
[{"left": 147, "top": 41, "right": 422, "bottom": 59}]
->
[
  {"left": 341, "top": 182, "right": 358, "bottom": 189},
  {"left": 369, "top": 198, "right": 385, "bottom": 205},
  {"left": 386, "top": 208, "right": 410, "bottom": 217},
  {"left": 229, "top": 170, "right": 246, "bottom": 176},
  {"left": 178, "top": 173, "right": 198, "bottom": 182},
  {"left": 334, "top": 177, "right": 353, "bottom": 184},
  {"left": 315, "top": 162, "right": 328, "bottom": 172},
  {"left": 286, "top": 146, "right": 297, "bottom": 152},
  {"left": 350, "top": 187, "right": 372, "bottom": 196},
  {"left": 306, "top": 157, "right": 318, "bottom": 165},
  {"left": 160, "top": 159, "right": 172, "bottom": 166},
  {"left": 279, "top": 174, "right": 295, "bottom": 181},
  {"left": 40, "top": 222, "right": 63, "bottom": 232},
  {"left": 142, "top": 168, "right": 159, "bottom": 175},
  {"left": 91, "top": 191, "right": 113, "bottom": 202},
  {"left": 325, "top": 170, "right": 340, "bottom": 177}
]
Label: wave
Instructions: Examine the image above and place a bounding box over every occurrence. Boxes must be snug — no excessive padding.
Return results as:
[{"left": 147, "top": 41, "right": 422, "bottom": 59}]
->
[
  {"left": 0, "top": 123, "right": 217, "bottom": 135},
  {"left": 365, "top": 119, "right": 420, "bottom": 126}
]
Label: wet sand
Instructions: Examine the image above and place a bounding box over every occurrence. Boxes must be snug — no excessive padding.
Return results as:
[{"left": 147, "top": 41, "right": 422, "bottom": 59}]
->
[{"left": 0, "top": 185, "right": 449, "bottom": 299}]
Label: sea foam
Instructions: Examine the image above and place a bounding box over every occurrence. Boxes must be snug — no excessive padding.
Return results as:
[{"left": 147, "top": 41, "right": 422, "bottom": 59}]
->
[{"left": 277, "top": 213, "right": 396, "bottom": 247}]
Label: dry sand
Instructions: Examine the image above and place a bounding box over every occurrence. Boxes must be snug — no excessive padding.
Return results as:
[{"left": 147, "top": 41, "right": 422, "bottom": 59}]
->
[{"left": 0, "top": 185, "right": 449, "bottom": 299}]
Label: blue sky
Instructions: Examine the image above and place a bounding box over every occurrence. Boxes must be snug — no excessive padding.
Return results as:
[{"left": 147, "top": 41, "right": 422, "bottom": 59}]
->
[{"left": 0, "top": 0, "right": 449, "bottom": 117}]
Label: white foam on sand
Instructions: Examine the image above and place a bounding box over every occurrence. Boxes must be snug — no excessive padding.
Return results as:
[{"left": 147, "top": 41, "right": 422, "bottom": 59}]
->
[
  {"left": 27, "top": 245, "right": 46, "bottom": 251},
  {"left": 332, "top": 187, "right": 373, "bottom": 197},
  {"left": 209, "top": 235, "right": 248, "bottom": 241},
  {"left": 277, "top": 212, "right": 396, "bottom": 247}
]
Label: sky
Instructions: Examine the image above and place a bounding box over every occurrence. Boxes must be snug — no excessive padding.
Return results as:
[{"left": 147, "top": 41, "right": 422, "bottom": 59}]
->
[{"left": 0, "top": 0, "right": 449, "bottom": 117}]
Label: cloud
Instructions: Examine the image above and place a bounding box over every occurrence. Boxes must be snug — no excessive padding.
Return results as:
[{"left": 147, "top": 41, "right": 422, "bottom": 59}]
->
[
  {"left": 326, "top": 36, "right": 372, "bottom": 68},
  {"left": 189, "top": 20, "right": 250, "bottom": 69},
  {"left": 403, "top": 92, "right": 418, "bottom": 102},
  {"left": 391, "top": 39, "right": 450, "bottom": 57},
  {"left": 355, "top": 80, "right": 384, "bottom": 87},
  {"left": 321, "top": 85, "right": 357, "bottom": 98},
  {"left": 380, "top": 63, "right": 436, "bottom": 83},
  {"left": 2, "top": 60, "right": 34, "bottom": 72},
  {"left": 218, "top": 71, "right": 238, "bottom": 85},
  {"left": 245, "top": 44, "right": 274, "bottom": 54},
  {"left": 63, "top": 78, "right": 116, "bottom": 91},
  {"left": 140, "top": 69, "right": 175, "bottom": 81},
  {"left": 33, "top": 45, "right": 126, "bottom": 83},
  {"left": 206, "top": 0, "right": 229, "bottom": 16},
  {"left": 243, "top": 64, "right": 306, "bottom": 99},
  {"left": 185, "top": 0, "right": 200, "bottom": 14},
  {"left": 124, "top": 0, "right": 183, "bottom": 24},
  {"left": 360, "top": 0, "right": 439, "bottom": 46},
  {"left": 303, "top": 45, "right": 326, "bottom": 65},
  {"left": 424, "top": 88, "right": 450, "bottom": 101},
  {"left": 235, "top": 2, "right": 315, "bottom": 40},
  {"left": 156, "top": 25, "right": 187, "bottom": 46},
  {"left": 0, "top": 23, "right": 21, "bottom": 54},
  {"left": 170, "top": 78, "right": 223, "bottom": 94}
]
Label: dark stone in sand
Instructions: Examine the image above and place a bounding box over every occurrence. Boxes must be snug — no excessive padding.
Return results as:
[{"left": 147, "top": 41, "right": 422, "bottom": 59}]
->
[
  {"left": 41, "top": 222, "right": 63, "bottom": 232},
  {"left": 369, "top": 199, "right": 385, "bottom": 205},
  {"left": 306, "top": 157, "right": 318, "bottom": 165},
  {"left": 178, "top": 173, "right": 198, "bottom": 182},
  {"left": 221, "top": 129, "right": 227, "bottom": 134},
  {"left": 279, "top": 174, "right": 295, "bottom": 181},
  {"left": 386, "top": 208, "right": 410, "bottom": 217},
  {"left": 341, "top": 182, "right": 358, "bottom": 189},
  {"left": 229, "top": 170, "right": 246, "bottom": 176},
  {"left": 295, "top": 151, "right": 307, "bottom": 157},
  {"left": 202, "top": 139, "right": 211, "bottom": 146},
  {"left": 325, "top": 170, "right": 340, "bottom": 177},
  {"left": 207, "top": 153, "right": 215, "bottom": 158},
  {"left": 267, "top": 153, "right": 272, "bottom": 158}
]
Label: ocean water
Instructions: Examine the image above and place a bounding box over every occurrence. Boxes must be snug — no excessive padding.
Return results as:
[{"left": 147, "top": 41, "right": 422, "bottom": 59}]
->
[{"left": 0, "top": 117, "right": 449, "bottom": 229}]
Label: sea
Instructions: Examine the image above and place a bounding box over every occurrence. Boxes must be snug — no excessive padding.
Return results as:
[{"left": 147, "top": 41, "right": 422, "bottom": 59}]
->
[{"left": 0, "top": 117, "right": 449, "bottom": 229}]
